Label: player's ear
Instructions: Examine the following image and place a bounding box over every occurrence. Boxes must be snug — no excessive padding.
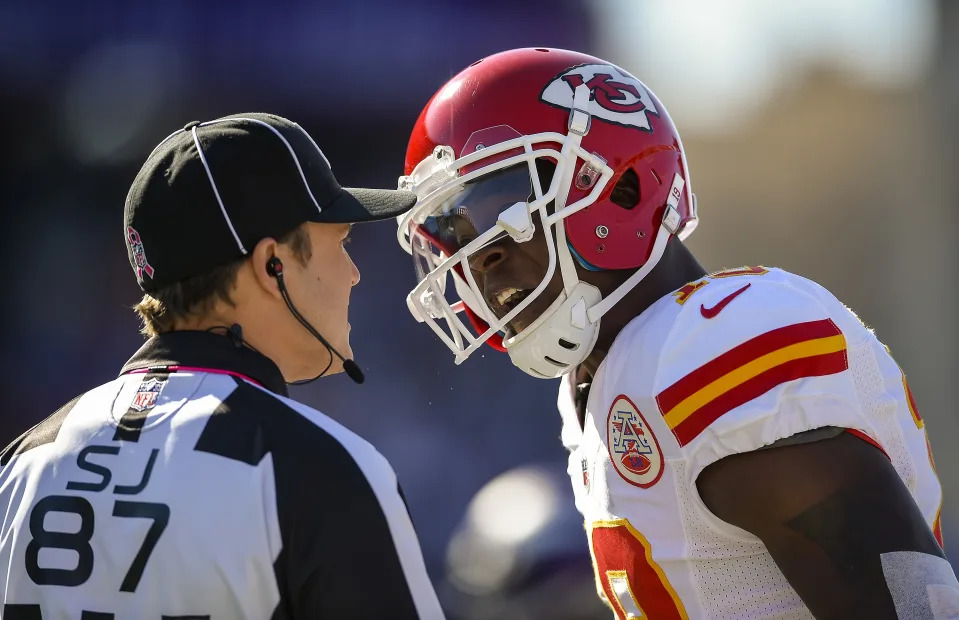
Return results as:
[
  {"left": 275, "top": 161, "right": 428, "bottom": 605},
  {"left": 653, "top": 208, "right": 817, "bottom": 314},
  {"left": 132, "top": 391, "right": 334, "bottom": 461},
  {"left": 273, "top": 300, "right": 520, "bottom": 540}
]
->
[{"left": 250, "top": 236, "right": 282, "bottom": 299}]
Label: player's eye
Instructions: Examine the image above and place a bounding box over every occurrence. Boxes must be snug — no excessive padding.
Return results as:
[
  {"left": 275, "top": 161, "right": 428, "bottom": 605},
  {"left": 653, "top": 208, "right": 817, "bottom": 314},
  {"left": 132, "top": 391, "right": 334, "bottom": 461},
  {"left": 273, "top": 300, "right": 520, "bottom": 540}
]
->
[
  {"left": 342, "top": 236, "right": 352, "bottom": 247},
  {"left": 445, "top": 214, "right": 479, "bottom": 248}
]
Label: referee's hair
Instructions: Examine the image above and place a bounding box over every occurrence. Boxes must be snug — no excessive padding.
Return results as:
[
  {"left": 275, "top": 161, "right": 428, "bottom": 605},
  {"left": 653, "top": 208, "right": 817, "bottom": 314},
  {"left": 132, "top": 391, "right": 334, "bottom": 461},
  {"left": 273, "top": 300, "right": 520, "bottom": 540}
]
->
[{"left": 134, "top": 224, "right": 313, "bottom": 338}]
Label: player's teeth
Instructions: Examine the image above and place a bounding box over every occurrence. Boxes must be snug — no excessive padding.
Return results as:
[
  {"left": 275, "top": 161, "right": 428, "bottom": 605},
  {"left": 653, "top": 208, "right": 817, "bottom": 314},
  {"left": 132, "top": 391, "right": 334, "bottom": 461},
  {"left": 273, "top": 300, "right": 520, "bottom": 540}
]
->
[{"left": 496, "top": 287, "right": 520, "bottom": 306}]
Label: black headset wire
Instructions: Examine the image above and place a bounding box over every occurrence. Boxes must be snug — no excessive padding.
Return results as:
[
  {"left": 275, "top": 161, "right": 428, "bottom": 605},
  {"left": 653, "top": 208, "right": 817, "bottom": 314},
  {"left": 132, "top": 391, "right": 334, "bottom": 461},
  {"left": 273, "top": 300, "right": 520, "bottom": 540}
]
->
[
  {"left": 275, "top": 276, "right": 335, "bottom": 385},
  {"left": 267, "top": 256, "right": 364, "bottom": 384},
  {"left": 205, "top": 319, "right": 332, "bottom": 385},
  {"left": 205, "top": 324, "right": 262, "bottom": 354}
]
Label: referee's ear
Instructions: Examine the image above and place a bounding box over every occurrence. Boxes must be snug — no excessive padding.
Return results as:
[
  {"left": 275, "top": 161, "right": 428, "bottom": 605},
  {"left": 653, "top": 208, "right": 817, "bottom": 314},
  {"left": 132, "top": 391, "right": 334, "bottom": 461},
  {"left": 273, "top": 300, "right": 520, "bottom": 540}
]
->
[{"left": 250, "top": 236, "right": 283, "bottom": 300}]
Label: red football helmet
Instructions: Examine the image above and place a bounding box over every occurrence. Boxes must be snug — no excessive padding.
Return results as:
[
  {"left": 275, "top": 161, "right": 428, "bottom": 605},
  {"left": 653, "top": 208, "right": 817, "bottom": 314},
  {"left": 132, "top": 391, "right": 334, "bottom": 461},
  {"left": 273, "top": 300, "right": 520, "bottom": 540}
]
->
[{"left": 397, "top": 48, "right": 697, "bottom": 377}]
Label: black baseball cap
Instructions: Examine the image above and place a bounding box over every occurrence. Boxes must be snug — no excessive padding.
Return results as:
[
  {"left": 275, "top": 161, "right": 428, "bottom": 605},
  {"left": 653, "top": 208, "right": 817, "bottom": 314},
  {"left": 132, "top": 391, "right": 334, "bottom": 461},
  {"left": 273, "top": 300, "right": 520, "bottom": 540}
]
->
[{"left": 124, "top": 112, "right": 416, "bottom": 292}]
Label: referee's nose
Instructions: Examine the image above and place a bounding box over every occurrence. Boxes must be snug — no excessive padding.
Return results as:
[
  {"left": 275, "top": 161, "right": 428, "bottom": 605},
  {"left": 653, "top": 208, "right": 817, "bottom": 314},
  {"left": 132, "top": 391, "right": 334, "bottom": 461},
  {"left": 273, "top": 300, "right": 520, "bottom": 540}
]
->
[{"left": 349, "top": 253, "right": 360, "bottom": 286}]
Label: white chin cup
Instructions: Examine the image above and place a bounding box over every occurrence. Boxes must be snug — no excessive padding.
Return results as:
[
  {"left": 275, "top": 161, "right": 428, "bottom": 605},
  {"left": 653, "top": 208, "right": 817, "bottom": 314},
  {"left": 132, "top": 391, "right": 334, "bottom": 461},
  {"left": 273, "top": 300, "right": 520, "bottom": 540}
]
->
[{"left": 506, "top": 281, "right": 602, "bottom": 379}]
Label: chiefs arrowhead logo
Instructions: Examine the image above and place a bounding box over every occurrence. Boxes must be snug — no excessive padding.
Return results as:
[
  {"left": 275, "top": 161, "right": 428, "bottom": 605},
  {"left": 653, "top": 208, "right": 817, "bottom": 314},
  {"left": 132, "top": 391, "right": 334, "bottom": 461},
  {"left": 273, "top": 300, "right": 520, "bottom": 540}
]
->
[
  {"left": 607, "top": 395, "right": 664, "bottom": 488},
  {"left": 540, "top": 64, "right": 659, "bottom": 132}
]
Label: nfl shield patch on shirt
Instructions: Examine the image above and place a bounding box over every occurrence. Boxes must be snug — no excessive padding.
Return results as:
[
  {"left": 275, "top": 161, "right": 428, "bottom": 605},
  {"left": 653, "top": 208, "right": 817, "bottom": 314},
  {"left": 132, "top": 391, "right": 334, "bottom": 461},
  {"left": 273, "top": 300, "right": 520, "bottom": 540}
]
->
[{"left": 131, "top": 377, "right": 166, "bottom": 412}]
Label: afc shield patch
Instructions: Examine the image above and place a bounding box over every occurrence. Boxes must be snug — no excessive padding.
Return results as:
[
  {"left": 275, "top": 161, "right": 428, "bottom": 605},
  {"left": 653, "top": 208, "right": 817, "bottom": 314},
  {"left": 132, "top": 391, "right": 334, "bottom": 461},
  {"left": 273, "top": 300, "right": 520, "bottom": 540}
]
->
[
  {"left": 606, "top": 395, "right": 664, "bottom": 488},
  {"left": 540, "top": 63, "right": 659, "bottom": 132},
  {"left": 130, "top": 377, "right": 165, "bottom": 412}
]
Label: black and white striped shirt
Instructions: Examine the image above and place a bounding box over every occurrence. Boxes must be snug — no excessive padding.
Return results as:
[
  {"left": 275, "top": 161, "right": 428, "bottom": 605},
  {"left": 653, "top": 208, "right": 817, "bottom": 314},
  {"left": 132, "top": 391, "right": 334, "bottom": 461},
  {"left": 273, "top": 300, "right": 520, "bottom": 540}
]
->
[{"left": 0, "top": 331, "right": 444, "bottom": 619}]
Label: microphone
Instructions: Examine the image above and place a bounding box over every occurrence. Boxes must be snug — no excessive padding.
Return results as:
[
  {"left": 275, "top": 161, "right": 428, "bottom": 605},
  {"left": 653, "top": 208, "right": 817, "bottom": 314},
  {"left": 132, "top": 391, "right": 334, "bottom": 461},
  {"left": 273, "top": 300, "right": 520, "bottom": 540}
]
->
[
  {"left": 341, "top": 359, "right": 365, "bottom": 384},
  {"left": 266, "top": 256, "right": 365, "bottom": 384}
]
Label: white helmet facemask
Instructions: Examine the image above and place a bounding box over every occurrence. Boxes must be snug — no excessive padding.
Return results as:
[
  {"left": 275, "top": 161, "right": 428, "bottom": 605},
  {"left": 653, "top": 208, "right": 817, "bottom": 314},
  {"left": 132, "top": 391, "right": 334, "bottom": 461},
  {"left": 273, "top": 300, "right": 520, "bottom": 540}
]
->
[{"left": 397, "top": 85, "right": 685, "bottom": 378}]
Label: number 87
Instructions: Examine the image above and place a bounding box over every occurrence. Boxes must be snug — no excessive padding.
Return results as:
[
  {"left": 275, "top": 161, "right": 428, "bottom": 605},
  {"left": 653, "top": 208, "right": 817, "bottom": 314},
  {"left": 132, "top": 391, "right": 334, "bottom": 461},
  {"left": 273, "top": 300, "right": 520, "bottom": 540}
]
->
[
  {"left": 25, "top": 494, "right": 169, "bottom": 592},
  {"left": 588, "top": 519, "right": 688, "bottom": 620}
]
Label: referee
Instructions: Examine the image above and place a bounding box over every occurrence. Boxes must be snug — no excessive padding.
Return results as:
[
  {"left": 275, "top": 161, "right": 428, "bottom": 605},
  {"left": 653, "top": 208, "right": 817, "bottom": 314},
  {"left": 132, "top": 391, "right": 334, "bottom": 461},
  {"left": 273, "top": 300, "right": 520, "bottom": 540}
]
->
[{"left": 0, "top": 113, "right": 444, "bottom": 619}]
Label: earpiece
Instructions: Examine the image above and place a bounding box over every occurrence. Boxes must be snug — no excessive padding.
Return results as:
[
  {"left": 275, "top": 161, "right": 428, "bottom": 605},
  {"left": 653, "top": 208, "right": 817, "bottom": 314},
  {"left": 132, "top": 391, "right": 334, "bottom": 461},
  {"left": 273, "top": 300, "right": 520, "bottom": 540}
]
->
[
  {"left": 263, "top": 254, "right": 364, "bottom": 384},
  {"left": 266, "top": 256, "right": 283, "bottom": 278}
]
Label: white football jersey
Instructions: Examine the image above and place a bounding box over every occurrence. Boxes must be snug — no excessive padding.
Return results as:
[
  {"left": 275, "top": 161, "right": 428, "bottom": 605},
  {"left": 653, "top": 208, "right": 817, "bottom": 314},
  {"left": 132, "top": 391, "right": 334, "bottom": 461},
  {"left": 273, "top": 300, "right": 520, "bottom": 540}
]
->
[
  {"left": 0, "top": 331, "right": 444, "bottom": 619},
  {"left": 559, "top": 267, "right": 942, "bottom": 620}
]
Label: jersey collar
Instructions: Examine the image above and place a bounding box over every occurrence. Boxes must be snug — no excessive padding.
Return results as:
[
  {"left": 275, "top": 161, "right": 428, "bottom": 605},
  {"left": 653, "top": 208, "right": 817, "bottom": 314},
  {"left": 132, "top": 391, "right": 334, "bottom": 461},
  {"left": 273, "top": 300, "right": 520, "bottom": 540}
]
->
[{"left": 120, "top": 330, "right": 288, "bottom": 396}]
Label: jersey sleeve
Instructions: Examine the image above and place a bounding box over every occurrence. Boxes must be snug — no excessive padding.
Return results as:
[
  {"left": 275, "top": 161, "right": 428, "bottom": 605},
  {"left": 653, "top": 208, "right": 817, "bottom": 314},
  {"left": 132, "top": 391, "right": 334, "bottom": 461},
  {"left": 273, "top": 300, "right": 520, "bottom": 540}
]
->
[
  {"left": 267, "top": 392, "right": 444, "bottom": 619},
  {"left": 557, "top": 373, "right": 582, "bottom": 452},
  {"left": 653, "top": 274, "right": 870, "bottom": 482}
]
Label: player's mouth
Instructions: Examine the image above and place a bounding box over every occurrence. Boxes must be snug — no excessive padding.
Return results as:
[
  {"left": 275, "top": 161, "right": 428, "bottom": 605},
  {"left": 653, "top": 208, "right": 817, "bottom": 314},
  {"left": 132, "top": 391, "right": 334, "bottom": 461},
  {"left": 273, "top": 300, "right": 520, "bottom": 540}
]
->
[
  {"left": 493, "top": 286, "right": 531, "bottom": 312},
  {"left": 487, "top": 285, "right": 535, "bottom": 336}
]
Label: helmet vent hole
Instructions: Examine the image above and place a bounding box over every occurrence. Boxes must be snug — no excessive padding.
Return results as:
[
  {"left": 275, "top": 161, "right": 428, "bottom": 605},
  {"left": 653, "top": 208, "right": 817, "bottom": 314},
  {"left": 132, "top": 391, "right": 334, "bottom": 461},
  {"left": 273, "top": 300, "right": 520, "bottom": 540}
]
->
[
  {"left": 469, "top": 59, "right": 483, "bottom": 67},
  {"left": 610, "top": 168, "right": 640, "bottom": 210},
  {"left": 534, "top": 48, "right": 550, "bottom": 53},
  {"left": 544, "top": 356, "right": 565, "bottom": 367},
  {"left": 558, "top": 339, "right": 578, "bottom": 351}
]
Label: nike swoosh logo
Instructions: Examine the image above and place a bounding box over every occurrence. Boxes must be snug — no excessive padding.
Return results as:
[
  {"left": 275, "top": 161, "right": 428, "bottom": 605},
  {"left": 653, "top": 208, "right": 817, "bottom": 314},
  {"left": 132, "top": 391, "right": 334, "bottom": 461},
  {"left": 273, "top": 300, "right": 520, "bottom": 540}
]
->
[{"left": 700, "top": 283, "right": 751, "bottom": 319}]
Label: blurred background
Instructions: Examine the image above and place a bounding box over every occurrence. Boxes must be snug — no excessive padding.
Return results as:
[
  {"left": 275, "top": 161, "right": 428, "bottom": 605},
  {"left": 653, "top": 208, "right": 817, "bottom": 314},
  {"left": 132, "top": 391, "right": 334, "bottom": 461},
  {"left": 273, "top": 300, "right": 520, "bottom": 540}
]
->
[{"left": 1, "top": 0, "right": 956, "bottom": 617}]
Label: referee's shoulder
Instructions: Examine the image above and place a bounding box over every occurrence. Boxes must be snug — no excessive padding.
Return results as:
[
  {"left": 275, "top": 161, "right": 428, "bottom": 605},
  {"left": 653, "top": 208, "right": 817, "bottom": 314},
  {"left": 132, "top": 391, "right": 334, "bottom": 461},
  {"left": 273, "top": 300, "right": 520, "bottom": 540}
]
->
[
  {"left": 225, "top": 378, "right": 391, "bottom": 474},
  {"left": 0, "top": 379, "right": 120, "bottom": 467}
]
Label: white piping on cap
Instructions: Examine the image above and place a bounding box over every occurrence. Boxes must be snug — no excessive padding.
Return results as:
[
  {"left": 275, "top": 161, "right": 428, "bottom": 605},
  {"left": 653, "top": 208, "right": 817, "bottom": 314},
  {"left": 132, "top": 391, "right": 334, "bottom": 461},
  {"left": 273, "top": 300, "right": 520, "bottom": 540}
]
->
[
  {"left": 213, "top": 116, "right": 324, "bottom": 216},
  {"left": 191, "top": 125, "right": 247, "bottom": 254},
  {"left": 149, "top": 116, "right": 330, "bottom": 256},
  {"left": 294, "top": 121, "right": 332, "bottom": 173}
]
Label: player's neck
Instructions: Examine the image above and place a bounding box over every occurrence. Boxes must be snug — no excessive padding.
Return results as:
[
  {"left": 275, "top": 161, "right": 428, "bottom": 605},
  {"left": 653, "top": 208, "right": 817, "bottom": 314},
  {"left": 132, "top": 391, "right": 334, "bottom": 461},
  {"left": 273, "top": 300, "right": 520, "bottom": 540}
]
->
[{"left": 580, "top": 241, "right": 707, "bottom": 378}]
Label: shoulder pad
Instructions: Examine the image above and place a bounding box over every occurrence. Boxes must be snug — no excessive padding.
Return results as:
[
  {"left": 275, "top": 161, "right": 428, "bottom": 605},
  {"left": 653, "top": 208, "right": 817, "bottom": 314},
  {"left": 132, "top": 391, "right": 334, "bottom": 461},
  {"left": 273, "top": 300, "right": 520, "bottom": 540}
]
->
[{"left": 656, "top": 268, "right": 852, "bottom": 448}]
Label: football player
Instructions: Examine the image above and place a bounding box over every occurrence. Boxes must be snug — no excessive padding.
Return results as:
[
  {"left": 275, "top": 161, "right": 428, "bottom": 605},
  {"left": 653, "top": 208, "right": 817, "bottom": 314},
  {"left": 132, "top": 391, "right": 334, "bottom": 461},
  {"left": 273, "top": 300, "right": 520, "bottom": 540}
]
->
[{"left": 396, "top": 48, "right": 955, "bottom": 619}]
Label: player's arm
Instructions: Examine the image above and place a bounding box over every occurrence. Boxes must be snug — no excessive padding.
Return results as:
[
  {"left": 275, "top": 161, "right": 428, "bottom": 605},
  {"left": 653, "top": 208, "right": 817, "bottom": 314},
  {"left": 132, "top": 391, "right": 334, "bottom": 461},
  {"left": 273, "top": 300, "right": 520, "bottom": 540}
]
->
[{"left": 697, "top": 431, "right": 952, "bottom": 619}]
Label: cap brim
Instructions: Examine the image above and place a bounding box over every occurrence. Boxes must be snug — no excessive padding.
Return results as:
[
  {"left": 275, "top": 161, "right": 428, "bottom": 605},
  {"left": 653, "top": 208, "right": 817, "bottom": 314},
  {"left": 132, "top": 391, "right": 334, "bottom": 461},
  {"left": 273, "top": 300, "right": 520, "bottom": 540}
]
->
[{"left": 317, "top": 187, "right": 417, "bottom": 224}]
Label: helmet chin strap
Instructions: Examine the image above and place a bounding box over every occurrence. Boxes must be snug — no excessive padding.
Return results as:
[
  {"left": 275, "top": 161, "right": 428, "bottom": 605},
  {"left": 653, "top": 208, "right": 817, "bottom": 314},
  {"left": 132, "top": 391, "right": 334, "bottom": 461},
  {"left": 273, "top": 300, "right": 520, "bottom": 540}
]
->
[
  {"left": 587, "top": 175, "right": 685, "bottom": 323},
  {"left": 505, "top": 174, "right": 685, "bottom": 379},
  {"left": 587, "top": 210, "right": 682, "bottom": 323}
]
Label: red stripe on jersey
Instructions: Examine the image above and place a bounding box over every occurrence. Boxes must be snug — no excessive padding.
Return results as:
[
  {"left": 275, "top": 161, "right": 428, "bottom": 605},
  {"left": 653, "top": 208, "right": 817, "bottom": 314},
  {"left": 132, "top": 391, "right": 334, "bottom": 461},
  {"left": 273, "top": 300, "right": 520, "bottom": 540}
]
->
[
  {"left": 671, "top": 350, "right": 849, "bottom": 447},
  {"left": 844, "top": 429, "right": 889, "bottom": 459},
  {"left": 904, "top": 380, "right": 923, "bottom": 426},
  {"left": 934, "top": 511, "right": 944, "bottom": 548},
  {"left": 657, "top": 319, "right": 842, "bottom": 414}
]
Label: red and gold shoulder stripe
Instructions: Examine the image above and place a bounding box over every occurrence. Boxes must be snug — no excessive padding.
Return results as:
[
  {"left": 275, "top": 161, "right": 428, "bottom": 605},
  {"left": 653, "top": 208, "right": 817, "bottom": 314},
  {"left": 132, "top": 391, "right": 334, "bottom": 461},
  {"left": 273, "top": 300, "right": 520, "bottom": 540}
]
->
[{"left": 656, "top": 319, "right": 849, "bottom": 447}]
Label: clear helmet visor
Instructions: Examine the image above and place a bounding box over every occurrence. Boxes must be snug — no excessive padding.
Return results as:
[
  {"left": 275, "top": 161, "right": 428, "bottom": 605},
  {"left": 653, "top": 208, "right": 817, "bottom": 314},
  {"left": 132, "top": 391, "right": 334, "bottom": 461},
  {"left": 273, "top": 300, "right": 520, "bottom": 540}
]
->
[
  {"left": 410, "top": 164, "right": 533, "bottom": 269},
  {"left": 406, "top": 163, "right": 553, "bottom": 347}
]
